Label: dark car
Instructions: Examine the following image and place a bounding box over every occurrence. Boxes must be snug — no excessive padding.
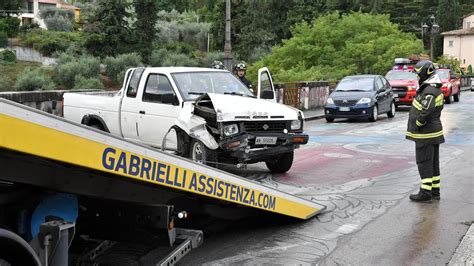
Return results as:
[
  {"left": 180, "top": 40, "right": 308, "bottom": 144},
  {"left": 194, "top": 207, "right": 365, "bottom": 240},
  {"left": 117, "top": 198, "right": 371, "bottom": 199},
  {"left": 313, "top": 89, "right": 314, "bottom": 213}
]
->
[{"left": 324, "top": 75, "right": 396, "bottom": 122}]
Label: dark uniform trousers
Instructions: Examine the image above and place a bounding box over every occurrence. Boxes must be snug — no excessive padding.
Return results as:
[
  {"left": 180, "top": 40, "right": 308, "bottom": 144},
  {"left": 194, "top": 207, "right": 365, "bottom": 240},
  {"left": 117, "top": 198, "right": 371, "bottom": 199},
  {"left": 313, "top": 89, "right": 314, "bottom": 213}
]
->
[{"left": 415, "top": 143, "right": 440, "bottom": 192}]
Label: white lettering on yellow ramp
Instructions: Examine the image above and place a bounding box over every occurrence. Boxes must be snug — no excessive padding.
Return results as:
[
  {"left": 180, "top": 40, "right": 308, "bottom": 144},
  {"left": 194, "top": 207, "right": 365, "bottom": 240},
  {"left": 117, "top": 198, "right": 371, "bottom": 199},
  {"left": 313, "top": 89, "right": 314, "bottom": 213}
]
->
[{"left": 0, "top": 98, "right": 325, "bottom": 219}]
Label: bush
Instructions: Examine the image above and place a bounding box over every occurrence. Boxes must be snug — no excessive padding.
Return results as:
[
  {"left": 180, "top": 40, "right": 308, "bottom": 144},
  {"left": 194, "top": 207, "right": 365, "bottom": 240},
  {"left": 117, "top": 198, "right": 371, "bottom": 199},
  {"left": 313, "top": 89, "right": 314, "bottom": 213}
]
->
[
  {"left": 0, "top": 31, "right": 7, "bottom": 48},
  {"left": 0, "top": 17, "right": 21, "bottom": 37},
  {"left": 54, "top": 55, "right": 101, "bottom": 89},
  {"left": 0, "top": 50, "right": 16, "bottom": 62},
  {"left": 72, "top": 76, "right": 104, "bottom": 90},
  {"left": 15, "top": 68, "right": 55, "bottom": 91},
  {"left": 198, "top": 51, "right": 224, "bottom": 68},
  {"left": 21, "top": 29, "right": 83, "bottom": 56},
  {"left": 104, "top": 53, "right": 143, "bottom": 83},
  {"left": 161, "top": 52, "right": 198, "bottom": 67},
  {"left": 44, "top": 15, "right": 75, "bottom": 32},
  {"left": 19, "top": 23, "right": 40, "bottom": 34},
  {"left": 0, "top": 76, "right": 12, "bottom": 91}
]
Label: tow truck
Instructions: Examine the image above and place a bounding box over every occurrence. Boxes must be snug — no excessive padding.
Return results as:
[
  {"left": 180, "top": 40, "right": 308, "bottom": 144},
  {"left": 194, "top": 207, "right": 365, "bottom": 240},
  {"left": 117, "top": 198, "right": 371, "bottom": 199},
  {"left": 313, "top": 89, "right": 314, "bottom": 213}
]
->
[{"left": 0, "top": 98, "right": 325, "bottom": 265}]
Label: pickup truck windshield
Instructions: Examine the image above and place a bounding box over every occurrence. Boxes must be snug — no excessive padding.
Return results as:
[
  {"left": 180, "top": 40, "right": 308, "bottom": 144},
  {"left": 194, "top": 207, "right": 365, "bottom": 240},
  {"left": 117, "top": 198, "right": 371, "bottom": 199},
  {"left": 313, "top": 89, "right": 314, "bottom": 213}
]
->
[{"left": 172, "top": 72, "right": 254, "bottom": 101}]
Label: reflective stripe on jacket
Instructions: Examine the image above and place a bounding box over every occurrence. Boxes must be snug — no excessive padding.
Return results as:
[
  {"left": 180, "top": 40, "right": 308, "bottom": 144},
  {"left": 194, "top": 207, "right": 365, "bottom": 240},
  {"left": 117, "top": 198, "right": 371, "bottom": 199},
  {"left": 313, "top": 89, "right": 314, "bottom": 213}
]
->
[{"left": 406, "top": 83, "right": 445, "bottom": 144}]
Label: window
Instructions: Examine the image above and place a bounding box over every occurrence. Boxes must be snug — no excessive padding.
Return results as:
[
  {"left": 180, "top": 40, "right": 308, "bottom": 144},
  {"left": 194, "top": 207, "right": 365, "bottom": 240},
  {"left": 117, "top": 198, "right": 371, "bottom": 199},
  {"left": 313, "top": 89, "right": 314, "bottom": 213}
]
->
[
  {"left": 375, "top": 77, "right": 383, "bottom": 91},
  {"left": 259, "top": 71, "right": 272, "bottom": 92},
  {"left": 467, "top": 21, "right": 471, "bottom": 29},
  {"left": 449, "top": 40, "right": 454, "bottom": 47},
  {"left": 143, "top": 74, "right": 175, "bottom": 103},
  {"left": 126, "top": 68, "right": 145, "bottom": 98}
]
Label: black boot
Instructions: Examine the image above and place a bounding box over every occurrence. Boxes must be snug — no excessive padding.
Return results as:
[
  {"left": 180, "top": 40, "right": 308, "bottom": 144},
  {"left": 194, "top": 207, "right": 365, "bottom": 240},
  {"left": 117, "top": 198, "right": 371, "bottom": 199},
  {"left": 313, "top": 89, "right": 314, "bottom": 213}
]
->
[
  {"left": 432, "top": 188, "right": 440, "bottom": 200},
  {"left": 409, "top": 189, "right": 432, "bottom": 202}
]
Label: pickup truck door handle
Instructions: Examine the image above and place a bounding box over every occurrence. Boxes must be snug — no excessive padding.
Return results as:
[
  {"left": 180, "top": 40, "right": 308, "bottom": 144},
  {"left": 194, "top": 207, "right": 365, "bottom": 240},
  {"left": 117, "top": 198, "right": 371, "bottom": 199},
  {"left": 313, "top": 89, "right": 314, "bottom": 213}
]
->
[{"left": 139, "top": 110, "right": 146, "bottom": 114}]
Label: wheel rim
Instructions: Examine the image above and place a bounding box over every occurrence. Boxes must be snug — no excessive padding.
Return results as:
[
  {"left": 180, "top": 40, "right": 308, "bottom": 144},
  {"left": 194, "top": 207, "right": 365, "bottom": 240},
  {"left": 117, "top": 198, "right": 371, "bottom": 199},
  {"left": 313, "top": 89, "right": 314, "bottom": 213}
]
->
[
  {"left": 390, "top": 102, "right": 395, "bottom": 116},
  {"left": 373, "top": 105, "right": 378, "bottom": 120},
  {"left": 192, "top": 142, "right": 205, "bottom": 163}
]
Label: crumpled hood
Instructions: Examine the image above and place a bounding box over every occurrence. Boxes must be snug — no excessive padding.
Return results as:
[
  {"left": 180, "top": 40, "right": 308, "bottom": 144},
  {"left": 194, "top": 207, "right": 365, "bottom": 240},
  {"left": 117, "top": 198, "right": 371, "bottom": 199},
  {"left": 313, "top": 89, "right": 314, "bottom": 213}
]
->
[{"left": 206, "top": 93, "right": 300, "bottom": 122}]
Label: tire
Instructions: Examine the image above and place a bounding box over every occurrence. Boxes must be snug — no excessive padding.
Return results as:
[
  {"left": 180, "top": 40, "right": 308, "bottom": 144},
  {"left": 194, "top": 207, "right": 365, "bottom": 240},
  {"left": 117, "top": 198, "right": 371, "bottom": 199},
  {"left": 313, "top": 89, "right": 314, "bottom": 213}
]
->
[
  {"left": 453, "top": 89, "right": 460, "bottom": 102},
  {"left": 369, "top": 104, "right": 378, "bottom": 122},
  {"left": 189, "top": 139, "right": 218, "bottom": 167},
  {"left": 326, "top": 117, "right": 334, "bottom": 123},
  {"left": 265, "top": 151, "right": 294, "bottom": 173},
  {"left": 387, "top": 101, "right": 396, "bottom": 118},
  {"left": 445, "top": 90, "right": 452, "bottom": 104},
  {"left": 0, "top": 228, "right": 41, "bottom": 266}
]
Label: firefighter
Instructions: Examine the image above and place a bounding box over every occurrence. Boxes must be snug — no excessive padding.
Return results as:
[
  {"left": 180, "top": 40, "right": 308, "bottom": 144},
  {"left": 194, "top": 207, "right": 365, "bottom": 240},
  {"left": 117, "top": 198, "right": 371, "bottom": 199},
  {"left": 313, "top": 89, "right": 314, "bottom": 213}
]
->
[
  {"left": 211, "top": 60, "right": 225, "bottom": 70},
  {"left": 406, "top": 60, "right": 445, "bottom": 202},
  {"left": 235, "top": 62, "right": 253, "bottom": 90}
]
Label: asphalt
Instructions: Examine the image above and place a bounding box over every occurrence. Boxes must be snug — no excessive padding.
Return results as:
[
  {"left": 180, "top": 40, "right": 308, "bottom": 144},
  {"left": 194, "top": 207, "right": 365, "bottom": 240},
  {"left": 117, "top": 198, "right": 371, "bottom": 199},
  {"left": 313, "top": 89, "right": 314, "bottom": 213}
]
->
[{"left": 301, "top": 85, "right": 473, "bottom": 265}]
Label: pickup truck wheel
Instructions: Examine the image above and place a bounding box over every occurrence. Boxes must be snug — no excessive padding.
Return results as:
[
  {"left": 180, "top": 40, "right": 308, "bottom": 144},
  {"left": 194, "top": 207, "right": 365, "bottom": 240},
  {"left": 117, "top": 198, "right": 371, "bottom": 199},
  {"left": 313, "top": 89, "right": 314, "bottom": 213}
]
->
[
  {"left": 265, "top": 151, "right": 294, "bottom": 174},
  {"left": 453, "top": 89, "right": 460, "bottom": 102},
  {"left": 190, "top": 139, "right": 218, "bottom": 167},
  {"left": 445, "top": 90, "right": 452, "bottom": 104}
]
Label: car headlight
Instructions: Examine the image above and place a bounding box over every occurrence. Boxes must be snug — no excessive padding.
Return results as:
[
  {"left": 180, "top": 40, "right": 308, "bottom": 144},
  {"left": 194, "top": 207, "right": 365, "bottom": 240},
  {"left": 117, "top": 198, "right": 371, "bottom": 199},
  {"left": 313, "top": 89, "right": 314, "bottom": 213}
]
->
[
  {"left": 407, "top": 86, "right": 418, "bottom": 91},
  {"left": 326, "top": 97, "right": 334, "bottom": 104},
  {"left": 291, "top": 120, "right": 301, "bottom": 130},
  {"left": 223, "top": 124, "right": 239, "bottom": 136},
  {"left": 357, "top": 98, "right": 371, "bottom": 104}
]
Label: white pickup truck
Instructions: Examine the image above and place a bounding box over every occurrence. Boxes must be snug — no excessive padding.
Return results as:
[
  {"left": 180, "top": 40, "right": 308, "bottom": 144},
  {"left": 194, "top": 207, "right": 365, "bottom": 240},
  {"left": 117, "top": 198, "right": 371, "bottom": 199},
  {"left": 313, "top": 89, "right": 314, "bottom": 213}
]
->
[{"left": 63, "top": 67, "right": 308, "bottom": 173}]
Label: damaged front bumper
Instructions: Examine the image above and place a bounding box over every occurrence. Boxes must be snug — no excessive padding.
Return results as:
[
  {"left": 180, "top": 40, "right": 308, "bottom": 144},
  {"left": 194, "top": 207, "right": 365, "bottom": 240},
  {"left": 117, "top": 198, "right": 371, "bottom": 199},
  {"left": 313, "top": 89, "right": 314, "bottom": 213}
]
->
[{"left": 219, "top": 132, "right": 309, "bottom": 162}]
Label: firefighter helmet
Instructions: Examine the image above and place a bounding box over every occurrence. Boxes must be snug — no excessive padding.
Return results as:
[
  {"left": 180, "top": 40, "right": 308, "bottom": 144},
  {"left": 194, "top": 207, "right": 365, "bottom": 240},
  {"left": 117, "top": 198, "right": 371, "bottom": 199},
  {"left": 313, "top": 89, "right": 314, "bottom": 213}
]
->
[{"left": 414, "top": 60, "right": 435, "bottom": 85}]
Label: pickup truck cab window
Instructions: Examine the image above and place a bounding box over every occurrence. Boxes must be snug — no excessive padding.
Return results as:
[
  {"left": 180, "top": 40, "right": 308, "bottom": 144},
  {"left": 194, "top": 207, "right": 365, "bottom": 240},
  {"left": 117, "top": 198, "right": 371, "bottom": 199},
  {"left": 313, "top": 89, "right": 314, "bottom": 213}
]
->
[
  {"left": 126, "top": 68, "right": 145, "bottom": 98},
  {"left": 143, "top": 74, "right": 176, "bottom": 104},
  {"left": 172, "top": 72, "right": 253, "bottom": 101}
]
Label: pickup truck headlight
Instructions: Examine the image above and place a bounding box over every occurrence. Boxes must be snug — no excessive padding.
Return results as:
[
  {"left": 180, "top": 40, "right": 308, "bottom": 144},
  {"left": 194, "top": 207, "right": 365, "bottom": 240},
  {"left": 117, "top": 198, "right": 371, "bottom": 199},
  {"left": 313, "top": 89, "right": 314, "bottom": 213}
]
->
[
  {"left": 223, "top": 124, "right": 239, "bottom": 136},
  {"left": 357, "top": 98, "right": 371, "bottom": 104},
  {"left": 326, "top": 97, "right": 334, "bottom": 104},
  {"left": 291, "top": 120, "right": 301, "bottom": 130}
]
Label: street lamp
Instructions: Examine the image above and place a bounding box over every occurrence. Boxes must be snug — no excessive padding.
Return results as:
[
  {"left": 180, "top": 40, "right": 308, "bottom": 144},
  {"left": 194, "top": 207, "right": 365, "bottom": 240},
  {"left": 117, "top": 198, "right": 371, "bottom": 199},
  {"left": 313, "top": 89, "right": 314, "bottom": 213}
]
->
[{"left": 421, "top": 15, "right": 440, "bottom": 60}]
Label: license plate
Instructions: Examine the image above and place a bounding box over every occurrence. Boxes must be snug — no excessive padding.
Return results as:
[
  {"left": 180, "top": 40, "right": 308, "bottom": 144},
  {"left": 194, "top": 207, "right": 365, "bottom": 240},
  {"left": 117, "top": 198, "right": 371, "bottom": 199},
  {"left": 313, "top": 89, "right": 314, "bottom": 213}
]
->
[
  {"left": 255, "top": 137, "right": 277, "bottom": 145},
  {"left": 339, "top": 107, "right": 350, "bottom": 111}
]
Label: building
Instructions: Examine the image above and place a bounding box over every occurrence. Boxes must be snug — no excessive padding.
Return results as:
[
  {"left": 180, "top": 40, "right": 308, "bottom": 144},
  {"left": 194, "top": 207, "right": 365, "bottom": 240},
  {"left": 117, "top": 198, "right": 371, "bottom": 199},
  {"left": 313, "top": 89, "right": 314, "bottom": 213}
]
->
[
  {"left": 19, "top": 0, "right": 80, "bottom": 29},
  {"left": 441, "top": 13, "right": 474, "bottom": 69}
]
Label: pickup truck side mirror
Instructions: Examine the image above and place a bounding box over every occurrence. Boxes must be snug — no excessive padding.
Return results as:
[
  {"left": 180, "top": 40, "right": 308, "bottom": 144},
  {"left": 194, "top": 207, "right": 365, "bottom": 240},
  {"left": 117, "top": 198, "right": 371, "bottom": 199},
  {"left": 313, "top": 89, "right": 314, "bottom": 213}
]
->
[
  {"left": 261, "top": 90, "right": 274, "bottom": 99},
  {"left": 161, "top": 93, "right": 179, "bottom": 105}
]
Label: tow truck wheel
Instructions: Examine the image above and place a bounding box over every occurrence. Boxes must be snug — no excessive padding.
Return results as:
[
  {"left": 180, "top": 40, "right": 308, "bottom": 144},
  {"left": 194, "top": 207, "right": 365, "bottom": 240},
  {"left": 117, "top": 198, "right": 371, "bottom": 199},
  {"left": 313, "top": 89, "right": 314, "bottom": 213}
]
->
[
  {"left": 369, "top": 104, "right": 378, "bottom": 122},
  {"left": 0, "top": 228, "right": 40, "bottom": 266},
  {"left": 190, "top": 139, "right": 218, "bottom": 167},
  {"left": 265, "top": 151, "right": 294, "bottom": 173},
  {"left": 387, "top": 101, "right": 396, "bottom": 118}
]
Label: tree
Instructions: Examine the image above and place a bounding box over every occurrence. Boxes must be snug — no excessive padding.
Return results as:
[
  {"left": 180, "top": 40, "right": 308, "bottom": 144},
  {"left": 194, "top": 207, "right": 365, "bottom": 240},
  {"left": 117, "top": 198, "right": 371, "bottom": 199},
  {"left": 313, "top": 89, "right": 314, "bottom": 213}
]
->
[
  {"left": 435, "top": 0, "right": 461, "bottom": 59},
  {"left": 133, "top": 0, "right": 158, "bottom": 63},
  {"left": 251, "top": 12, "right": 423, "bottom": 82},
  {"left": 83, "top": 0, "right": 132, "bottom": 57},
  {"left": 0, "top": 0, "right": 23, "bottom": 17}
]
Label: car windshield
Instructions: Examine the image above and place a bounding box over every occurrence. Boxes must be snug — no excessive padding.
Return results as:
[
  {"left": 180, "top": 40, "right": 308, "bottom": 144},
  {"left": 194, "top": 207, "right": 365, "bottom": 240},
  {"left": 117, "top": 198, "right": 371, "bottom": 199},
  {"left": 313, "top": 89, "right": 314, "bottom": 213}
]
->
[
  {"left": 335, "top": 77, "right": 374, "bottom": 91},
  {"left": 436, "top": 70, "right": 449, "bottom": 79},
  {"left": 385, "top": 71, "right": 417, "bottom": 80},
  {"left": 172, "top": 71, "right": 254, "bottom": 101}
]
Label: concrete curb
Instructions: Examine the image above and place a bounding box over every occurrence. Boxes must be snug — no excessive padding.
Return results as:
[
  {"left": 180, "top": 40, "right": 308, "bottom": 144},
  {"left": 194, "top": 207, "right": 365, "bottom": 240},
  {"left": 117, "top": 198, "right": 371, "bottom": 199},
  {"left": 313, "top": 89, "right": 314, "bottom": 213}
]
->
[{"left": 449, "top": 223, "right": 474, "bottom": 265}]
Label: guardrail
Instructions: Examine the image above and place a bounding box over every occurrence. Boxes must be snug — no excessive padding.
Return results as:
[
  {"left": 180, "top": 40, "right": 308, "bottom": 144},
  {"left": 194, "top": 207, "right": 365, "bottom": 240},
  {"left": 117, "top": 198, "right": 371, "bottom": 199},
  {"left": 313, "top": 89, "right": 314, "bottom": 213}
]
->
[{"left": 275, "top": 81, "right": 330, "bottom": 110}]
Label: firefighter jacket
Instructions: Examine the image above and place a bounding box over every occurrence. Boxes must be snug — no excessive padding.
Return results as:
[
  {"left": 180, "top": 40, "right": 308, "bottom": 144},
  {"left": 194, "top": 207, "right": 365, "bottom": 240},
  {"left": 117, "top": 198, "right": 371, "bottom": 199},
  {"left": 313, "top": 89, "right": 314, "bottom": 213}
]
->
[
  {"left": 239, "top": 76, "right": 253, "bottom": 89},
  {"left": 406, "top": 82, "right": 445, "bottom": 144}
]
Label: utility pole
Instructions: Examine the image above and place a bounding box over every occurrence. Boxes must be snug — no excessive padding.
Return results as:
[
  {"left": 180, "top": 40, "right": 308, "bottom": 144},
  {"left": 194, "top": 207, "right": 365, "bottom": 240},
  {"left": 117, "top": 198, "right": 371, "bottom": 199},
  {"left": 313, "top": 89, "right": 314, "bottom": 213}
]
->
[{"left": 224, "top": 0, "right": 233, "bottom": 71}]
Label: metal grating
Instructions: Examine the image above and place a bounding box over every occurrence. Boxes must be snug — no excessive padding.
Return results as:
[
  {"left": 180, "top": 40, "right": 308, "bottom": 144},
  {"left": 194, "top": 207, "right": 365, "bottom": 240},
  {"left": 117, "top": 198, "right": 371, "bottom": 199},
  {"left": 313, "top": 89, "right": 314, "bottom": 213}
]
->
[{"left": 243, "top": 121, "right": 288, "bottom": 133}]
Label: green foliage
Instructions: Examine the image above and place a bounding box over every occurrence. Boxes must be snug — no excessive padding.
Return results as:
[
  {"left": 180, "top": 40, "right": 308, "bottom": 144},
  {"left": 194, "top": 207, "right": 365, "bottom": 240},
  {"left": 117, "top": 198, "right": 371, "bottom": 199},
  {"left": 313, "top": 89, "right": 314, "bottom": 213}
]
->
[
  {"left": 72, "top": 76, "right": 104, "bottom": 90},
  {"left": 161, "top": 52, "right": 198, "bottom": 67},
  {"left": 19, "top": 22, "right": 40, "bottom": 34},
  {"left": 75, "top": 2, "right": 98, "bottom": 23},
  {"left": 253, "top": 12, "right": 422, "bottom": 83},
  {"left": 0, "top": 31, "right": 7, "bottom": 48},
  {"left": 43, "top": 12, "right": 75, "bottom": 32},
  {"left": 436, "top": 54, "right": 462, "bottom": 74},
  {"left": 20, "top": 29, "right": 83, "bottom": 56},
  {"left": 104, "top": 53, "right": 143, "bottom": 83},
  {"left": 133, "top": 0, "right": 158, "bottom": 63},
  {"left": 0, "top": 0, "right": 23, "bottom": 16},
  {"left": 54, "top": 55, "right": 101, "bottom": 89},
  {"left": 14, "top": 67, "right": 55, "bottom": 91},
  {"left": 0, "top": 75, "right": 12, "bottom": 91},
  {"left": 0, "top": 49, "right": 16, "bottom": 62},
  {"left": 198, "top": 51, "right": 224, "bottom": 68},
  {"left": 0, "top": 17, "right": 21, "bottom": 37},
  {"left": 468, "top": 65, "right": 473, "bottom": 74}
]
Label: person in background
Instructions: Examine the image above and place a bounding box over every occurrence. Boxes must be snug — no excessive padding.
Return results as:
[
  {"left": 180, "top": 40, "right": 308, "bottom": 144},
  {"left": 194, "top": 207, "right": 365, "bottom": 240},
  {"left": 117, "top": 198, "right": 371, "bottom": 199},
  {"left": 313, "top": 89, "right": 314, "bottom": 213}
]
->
[
  {"left": 210, "top": 61, "right": 226, "bottom": 70},
  {"left": 235, "top": 62, "right": 252, "bottom": 90},
  {"left": 406, "top": 60, "right": 445, "bottom": 202}
]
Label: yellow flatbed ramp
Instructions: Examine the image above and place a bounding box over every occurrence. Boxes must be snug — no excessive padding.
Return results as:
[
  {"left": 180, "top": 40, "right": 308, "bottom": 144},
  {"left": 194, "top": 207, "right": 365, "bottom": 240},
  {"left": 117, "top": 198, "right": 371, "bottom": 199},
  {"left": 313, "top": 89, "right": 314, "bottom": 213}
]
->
[{"left": 0, "top": 98, "right": 325, "bottom": 219}]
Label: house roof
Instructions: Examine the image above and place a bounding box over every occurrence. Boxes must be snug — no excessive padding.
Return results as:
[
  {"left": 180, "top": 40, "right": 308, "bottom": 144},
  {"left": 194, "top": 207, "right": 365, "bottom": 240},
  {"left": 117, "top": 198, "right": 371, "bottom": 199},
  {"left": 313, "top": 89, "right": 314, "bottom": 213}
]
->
[
  {"left": 441, "top": 28, "right": 474, "bottom": 36},
  {"left": 28, "top": 0, "right": 60, "bottom": 4},
  {"left": 463, "top": 12, "right": 474, "bottom": 19}
]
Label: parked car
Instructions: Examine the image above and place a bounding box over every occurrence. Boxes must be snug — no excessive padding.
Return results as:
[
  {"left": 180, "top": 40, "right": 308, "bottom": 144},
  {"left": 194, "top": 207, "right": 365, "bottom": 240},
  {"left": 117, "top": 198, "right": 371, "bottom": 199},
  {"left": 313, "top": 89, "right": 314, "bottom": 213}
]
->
[
  {"left": 385, "top": 70, "right": 418, "bottom": 108},
  {"left": 324, "top": 75, "right": 396, "bottom": 122},
  {"left": 436, "top": 68, "right": 460, "bottom": 104}
]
